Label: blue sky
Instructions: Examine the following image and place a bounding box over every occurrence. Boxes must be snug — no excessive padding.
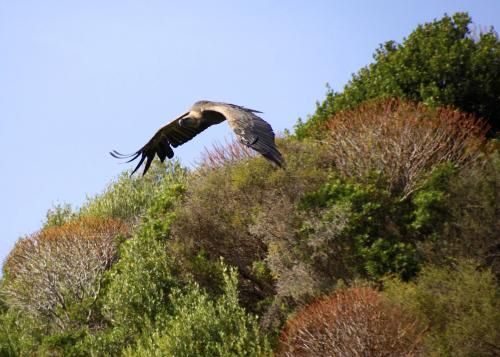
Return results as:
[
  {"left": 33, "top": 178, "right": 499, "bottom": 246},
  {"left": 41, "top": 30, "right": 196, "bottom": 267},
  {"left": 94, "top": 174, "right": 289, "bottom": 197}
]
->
[{"left": 1, "top": 0, "right": 499, "bottom": 267}]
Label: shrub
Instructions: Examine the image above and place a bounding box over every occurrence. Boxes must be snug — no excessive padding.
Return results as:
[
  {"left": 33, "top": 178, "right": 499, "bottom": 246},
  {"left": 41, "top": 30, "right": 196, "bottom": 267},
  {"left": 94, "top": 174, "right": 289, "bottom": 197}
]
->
[
  {"left": 80, "top": 160, "right": 186, "bottom": 222},
  {"left": 0, "top": 299, "right": 20, "bottom": 357},
  {"left": 296, "top": 13, "right": 500, "bottom": 138},
  {"left": 416, "top": 151, "right": 500, "bottom": 277},
  {"left": 102, "top": 223, "right": 178, "bottom": 334},
  {"left": 101, "top": 182, "right": 185, "bottom": 351},
  {"left": 278, "top": 287, "right": 425, "bottom": 356},
  {"left": 325, "top": 99, "right": 488, "bottom": 198},
  {"left": 0, "top": 303, "right": 45, "bottom": 357},
  {"left": 254, "top": 174, "right": 419, "bottom": 301},
  {"left": 126, "top": 267, "right": 271, "bottom": 357},
  {"left": 170, "top": 139, "right": 333, "bottom": 308},
  {"left": 2, "top": 217, "right": 128, "bottom": 332},
  {"left": 385, "top": 260, "right": 500, "bottom": 356}
]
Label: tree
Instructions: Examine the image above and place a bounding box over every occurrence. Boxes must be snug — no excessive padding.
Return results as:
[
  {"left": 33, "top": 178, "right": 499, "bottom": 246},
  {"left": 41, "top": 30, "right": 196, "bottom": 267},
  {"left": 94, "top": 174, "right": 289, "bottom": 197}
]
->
[{"left": 296, "top": 13, "right": 500, "bottom": 138}]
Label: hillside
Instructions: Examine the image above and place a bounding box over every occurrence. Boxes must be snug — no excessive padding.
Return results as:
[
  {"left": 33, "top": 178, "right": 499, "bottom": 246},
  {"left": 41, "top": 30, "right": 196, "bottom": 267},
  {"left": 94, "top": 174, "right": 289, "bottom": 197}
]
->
[{"left": 1, "top": 13, "right": 499, "bottom": 356}]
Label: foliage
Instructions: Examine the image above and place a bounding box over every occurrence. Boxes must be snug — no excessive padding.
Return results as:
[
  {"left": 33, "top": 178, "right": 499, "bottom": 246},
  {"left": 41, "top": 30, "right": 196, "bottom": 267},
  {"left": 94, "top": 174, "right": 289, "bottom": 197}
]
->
[
  {"left": 44, "top": 203, "right": 76, "bottom": 228},
  {"left": 296, "top": 12, "right": 500, "bottom": 138},
  {"left": 0, "top": 301, "right": 21, "bottom": 357},
  {"left": 278, "top": 286, "right": 425, "bottom": 356},
  {"left": 0, "top": 305, "right": 45, "bottom": 357},
  {"left": 2, "top": 12, "right": 500, "bottom": 354},
  {"left": 254, "top": 173, "right": 419, "bottom": 302},
  {"left": 417, "top": 151, "right": 500, "bottom": 277},
  {"left": 99, "top": 182, "right": 185, "bottom": 352},
  {"left": 80, "top": 160, "right": 186, "bottom": 222},
  {"left": 170, "top": 139, "right": 333, "bottom": 308},
  {"left": 2, "top": 217, "right": 128, "bottom": 333},
  {"left": 127, "top": 267, "right": 271, "bottom": 357},
  {"left": 410, "top": 162, "right": 457, "bottom": 234},
  {"left": 324, "top": 99, "right": 487, "bottom": 198},
  {"left": 385, "top": 260, "right": 500, "bottom": 356}
]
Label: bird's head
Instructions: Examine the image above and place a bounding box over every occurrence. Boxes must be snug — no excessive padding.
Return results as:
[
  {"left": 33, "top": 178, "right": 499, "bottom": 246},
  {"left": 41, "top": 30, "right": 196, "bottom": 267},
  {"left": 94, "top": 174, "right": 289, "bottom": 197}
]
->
[{"left": 178, "top": 110, "right": 202, "bottom": 127}]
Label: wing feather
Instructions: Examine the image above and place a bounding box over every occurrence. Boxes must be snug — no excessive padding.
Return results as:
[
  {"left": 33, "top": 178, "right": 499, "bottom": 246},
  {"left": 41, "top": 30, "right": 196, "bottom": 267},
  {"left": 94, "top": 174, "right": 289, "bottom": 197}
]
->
[
  {"left": 226, "top": 107, "right": 284, "bottom": 167},
  {"left": 110, "top": 101, "right": 284, "bottom": 175},
  {"left": 110, "top": 109, "right": 226, "bottom": 175}
]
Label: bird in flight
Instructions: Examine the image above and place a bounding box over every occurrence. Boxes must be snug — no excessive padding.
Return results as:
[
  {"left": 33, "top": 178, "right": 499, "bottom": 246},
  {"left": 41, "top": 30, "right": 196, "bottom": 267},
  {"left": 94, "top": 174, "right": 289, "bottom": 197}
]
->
[{"left": 110, "top": 100, "right": 285, "bottom": 175}]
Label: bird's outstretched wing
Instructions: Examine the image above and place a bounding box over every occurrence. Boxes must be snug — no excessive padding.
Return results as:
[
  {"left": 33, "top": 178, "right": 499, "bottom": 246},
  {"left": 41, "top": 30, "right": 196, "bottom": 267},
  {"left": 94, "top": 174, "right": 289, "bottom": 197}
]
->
[
  {"left": 227, "top": 106, "right": 285, "bottom": 168},
  {"left": 110, "top": 111, "right": 224, "bottom": 175}
]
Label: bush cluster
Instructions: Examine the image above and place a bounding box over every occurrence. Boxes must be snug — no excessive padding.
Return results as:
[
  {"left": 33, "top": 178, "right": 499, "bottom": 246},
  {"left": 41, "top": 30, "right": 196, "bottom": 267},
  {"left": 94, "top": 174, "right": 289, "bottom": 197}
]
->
[
  {"left": 295, "top": 12, "right": 500, "bottom": 138},
  {"left": 1, "top": 12, "right": 499, "bottom": 356}
]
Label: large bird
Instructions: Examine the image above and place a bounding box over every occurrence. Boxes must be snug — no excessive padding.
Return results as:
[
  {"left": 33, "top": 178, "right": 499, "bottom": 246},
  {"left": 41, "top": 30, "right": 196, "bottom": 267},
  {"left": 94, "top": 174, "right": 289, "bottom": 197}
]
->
[{"left": 111, "top": 100, "right": 285, "bottom": 175}]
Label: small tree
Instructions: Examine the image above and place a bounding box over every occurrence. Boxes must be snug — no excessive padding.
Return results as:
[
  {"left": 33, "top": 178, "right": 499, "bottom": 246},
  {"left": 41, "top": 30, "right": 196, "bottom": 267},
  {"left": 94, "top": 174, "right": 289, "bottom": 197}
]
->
[{"left": 80, "top": 160, "right": 186, "bottom": 222}]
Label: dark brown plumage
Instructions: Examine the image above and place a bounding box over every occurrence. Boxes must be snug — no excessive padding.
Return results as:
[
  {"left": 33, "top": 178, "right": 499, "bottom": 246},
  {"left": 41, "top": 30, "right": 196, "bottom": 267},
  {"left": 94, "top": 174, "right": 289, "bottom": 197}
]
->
[{"left": 111, "top": 101, "right": 284, "bottom": 175}]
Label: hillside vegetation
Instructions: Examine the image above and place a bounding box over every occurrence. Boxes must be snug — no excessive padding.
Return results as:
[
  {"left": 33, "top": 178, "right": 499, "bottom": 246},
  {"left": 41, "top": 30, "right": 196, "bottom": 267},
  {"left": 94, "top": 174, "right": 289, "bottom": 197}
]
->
[{"left": 1, "top": 13, "right": 499, "bottom": 356}]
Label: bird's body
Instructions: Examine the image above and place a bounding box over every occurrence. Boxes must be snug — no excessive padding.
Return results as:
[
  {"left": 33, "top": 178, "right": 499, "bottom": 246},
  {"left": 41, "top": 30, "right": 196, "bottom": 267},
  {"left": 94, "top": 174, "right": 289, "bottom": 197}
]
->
[{"left": 111, "top": 101, "right": 284, "bottom": 175}]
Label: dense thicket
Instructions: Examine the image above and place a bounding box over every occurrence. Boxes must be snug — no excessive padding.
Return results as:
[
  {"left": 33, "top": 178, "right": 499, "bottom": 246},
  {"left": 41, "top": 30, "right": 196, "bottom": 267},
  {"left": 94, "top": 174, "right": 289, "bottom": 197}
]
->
[
  {"left": 1, "top": 12, "right": 499, "bottom": 357},
  {"left": 295, "top": 12, "right": 500, "bottom": 138}
]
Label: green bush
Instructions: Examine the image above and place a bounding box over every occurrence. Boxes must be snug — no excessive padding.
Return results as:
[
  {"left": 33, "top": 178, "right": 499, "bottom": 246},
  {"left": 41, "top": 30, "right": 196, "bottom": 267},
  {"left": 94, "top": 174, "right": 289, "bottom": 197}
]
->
[
  {"left": 252, "top": 171, "right": 421, "bottom": 309},
  {"left": 306, "top": 176, "right": 420, "bottom": 280},
  {"left": 126, "top": 267, "right": 271, "bottom": 357},
  {"left": 101, "top": 183, "right": 185, "bottom": 350},
  {"left": 410, "top": 162, "right": 457, "bottom": 234},
  {"left": 0, "top": 297, "right": 47, "bottom": 357},
  {"left": 296, "top": 13, "right": 500, "bottom": 138},
  {"left": 385, "top": 260, "right": 500, "bottom": 356},
  {"left": 417, "top": 151, "right": 500, "bottom": 276},
  {"left": 44, "top": 203, "right": 76, "bottom": 228},
  {"left": 0, "top": 300, "right": 21, "bottom": 357},
  {"left": 102, "top": 230, "right": 177, "bottom": 334},
  {"left": 80, "top": 160, "right": 186, "bottom": 221}
]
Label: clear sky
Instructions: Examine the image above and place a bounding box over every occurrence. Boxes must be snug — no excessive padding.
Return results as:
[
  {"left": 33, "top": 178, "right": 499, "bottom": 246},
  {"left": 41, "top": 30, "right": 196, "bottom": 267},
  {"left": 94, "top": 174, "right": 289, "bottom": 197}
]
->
[{"left": 1, "top": 0, "right": 499, "bottom": 267}]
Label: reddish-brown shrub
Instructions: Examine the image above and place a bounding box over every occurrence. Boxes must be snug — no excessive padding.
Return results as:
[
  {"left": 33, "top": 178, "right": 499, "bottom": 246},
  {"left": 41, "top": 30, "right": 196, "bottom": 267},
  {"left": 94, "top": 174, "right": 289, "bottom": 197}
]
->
[
  {"left": 2, "top": 217, "right": 128, "bottom": 331},
  {"left": 326, "top": 99, "right": 488, "bottom": 198},
  {"left": 278, "top": 287, "right": 425, "bottom": 356}
]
